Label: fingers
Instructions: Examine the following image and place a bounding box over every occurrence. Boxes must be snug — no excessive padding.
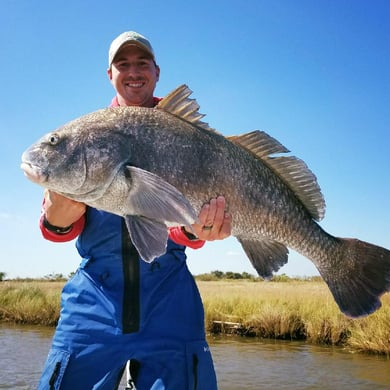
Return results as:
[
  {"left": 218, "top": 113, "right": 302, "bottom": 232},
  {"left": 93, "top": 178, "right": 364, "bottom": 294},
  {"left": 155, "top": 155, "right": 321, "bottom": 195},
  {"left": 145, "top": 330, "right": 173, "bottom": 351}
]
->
[
  {"left": 199, "top": 198, "right": 217, "bottom": 226},
  {"left": 43, "top": 190, "right": 87, "bottom": 227},
  {"left": 218, "top": 212, "right": 232, "bottom": 240},
  {"left": 192, "top": 196, "right": 232, "bottom": 241}
]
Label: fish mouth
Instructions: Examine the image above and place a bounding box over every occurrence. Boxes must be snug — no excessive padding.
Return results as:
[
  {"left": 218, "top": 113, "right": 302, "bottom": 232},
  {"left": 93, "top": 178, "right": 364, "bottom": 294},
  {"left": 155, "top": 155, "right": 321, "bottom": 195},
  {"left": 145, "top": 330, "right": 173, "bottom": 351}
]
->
[{"left": 20, "top": 161, "right": 47, "bottom": 184}]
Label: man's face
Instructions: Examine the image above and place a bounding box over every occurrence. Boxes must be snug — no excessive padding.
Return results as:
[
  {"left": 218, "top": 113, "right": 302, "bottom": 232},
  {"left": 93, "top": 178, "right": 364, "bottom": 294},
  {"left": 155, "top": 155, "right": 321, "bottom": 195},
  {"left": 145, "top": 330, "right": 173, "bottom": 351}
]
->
[{"left": 107, "top": 45, "right": 160, "bottom": 107}]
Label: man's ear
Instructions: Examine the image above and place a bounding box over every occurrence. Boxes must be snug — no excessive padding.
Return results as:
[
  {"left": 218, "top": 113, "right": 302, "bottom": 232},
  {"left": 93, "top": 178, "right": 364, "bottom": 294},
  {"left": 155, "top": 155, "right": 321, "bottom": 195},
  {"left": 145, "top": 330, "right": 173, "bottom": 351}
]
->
[
  {"left": 107, "top": 68, "right": 113, "bottom": 81},
  {"left": 155, "top": 65, "right": 160, "bottom": 82}
]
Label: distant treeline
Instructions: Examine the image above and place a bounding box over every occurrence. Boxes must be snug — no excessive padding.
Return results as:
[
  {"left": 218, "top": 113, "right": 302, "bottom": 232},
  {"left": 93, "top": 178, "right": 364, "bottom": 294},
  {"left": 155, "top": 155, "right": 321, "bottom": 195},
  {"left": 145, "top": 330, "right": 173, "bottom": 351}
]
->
[
  {"left": 1, "top": 271, "right": 322, "bottom": 283},
  {"left": 0, "top": 272, "right": 69, "bottom": 283},
  {"left": 195, "top": 270, "right": 322, "bottom": 282}
]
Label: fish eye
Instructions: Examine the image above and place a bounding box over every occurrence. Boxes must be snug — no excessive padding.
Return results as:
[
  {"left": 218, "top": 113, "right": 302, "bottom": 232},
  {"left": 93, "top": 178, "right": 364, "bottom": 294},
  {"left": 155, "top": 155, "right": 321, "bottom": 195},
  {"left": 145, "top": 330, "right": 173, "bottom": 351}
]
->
[{"left": 48, "top": 133, "right": 60, "bottom": 145}]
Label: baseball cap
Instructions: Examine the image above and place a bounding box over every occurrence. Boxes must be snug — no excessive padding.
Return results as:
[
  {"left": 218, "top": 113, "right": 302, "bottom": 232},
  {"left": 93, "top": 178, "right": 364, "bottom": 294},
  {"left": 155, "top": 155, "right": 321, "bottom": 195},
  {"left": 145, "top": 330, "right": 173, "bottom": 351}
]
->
[{"left": 108, "top": 31, "right": 155, "bottom": 68}]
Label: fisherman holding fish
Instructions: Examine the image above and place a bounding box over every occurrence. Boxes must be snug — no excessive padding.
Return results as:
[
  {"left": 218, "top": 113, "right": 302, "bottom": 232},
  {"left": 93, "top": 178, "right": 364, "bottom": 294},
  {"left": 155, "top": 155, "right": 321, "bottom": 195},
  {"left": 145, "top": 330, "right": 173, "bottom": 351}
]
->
[
  {"left": 22, "top": 28, "right": 390, "bottom": 390},
  {"left": 37, "top": 31, "right": 231, "bottom": 389}
]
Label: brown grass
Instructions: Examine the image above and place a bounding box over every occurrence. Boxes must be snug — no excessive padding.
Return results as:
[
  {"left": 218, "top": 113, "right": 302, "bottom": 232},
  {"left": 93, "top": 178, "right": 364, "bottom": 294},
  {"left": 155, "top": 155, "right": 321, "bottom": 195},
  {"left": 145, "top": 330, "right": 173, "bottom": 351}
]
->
[
  {"left": 0, "top": 281, "right": 62, "bottom": 326},
  {"left": 198, "top": 280, "right": 390, "bottom": 356}
]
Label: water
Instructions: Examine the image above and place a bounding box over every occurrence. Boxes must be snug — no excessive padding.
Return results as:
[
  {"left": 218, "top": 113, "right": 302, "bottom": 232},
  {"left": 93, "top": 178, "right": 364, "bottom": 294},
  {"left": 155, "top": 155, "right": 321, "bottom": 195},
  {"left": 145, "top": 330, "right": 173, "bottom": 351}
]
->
[
  {"left": 210, "top": 336, "right": 390, "bottom": 389},
  {"left": 0, "top": 324, "right": 53, "bottom": 389},
  {"left": 1, "top": 324, "right": 389, "bottom": 389}
]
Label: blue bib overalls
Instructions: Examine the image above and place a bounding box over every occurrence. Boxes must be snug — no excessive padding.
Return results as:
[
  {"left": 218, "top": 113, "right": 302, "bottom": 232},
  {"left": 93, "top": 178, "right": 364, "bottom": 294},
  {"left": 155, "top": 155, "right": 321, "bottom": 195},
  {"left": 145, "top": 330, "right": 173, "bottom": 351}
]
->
[{"left": 38, "top": 208, "right": 217, "bottom": 389}]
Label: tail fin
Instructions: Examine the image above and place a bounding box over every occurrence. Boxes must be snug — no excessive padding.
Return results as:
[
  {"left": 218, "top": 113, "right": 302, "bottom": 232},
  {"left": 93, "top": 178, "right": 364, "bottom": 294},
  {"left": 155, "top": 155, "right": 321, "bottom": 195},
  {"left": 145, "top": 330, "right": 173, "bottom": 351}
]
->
[{"left": 319, "top": 238, "right": 390, "bottom": 318}]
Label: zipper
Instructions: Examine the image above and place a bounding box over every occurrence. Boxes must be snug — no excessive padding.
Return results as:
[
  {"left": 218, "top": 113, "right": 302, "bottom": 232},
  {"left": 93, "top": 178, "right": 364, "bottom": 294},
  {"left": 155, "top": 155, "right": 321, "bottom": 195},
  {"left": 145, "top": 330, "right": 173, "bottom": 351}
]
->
[
  {"left": 193, "top": 354, "right": 199, "bottom": 390},
  {"left": 49, "top": 362, "right": 61, "bottom": 390},
  {"left": 121, "top": 219, "right": 140, "bottom": 333}
]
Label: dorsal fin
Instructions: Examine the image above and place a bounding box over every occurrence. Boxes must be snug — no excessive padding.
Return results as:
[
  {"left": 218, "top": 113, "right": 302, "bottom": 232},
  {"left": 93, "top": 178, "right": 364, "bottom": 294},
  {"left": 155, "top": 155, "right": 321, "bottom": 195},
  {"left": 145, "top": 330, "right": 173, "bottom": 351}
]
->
[
  {"left": 228, "top": 131, "right": 326, "bottom": 221},
  {"left": 156, "top": 84, "right": 216, "bottom": 132}
]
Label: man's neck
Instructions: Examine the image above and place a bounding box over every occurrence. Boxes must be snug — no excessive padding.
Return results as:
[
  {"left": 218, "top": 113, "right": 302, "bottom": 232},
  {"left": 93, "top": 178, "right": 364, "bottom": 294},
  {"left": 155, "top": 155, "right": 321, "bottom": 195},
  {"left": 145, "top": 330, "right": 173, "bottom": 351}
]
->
[
  {"left": 116, "top": 95, "right": 156, "bottom": 108},
  {"left": 110, "top": 95, "right": 161, "bottom": 108}
]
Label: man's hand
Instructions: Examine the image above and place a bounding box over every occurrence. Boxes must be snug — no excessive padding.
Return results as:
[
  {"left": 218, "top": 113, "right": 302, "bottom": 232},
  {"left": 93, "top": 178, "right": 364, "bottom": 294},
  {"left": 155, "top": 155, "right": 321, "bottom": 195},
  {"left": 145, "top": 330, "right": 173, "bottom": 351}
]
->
[
  {"left": 43, "top": 190, "right": 86, "bottom": 227},
  {"left": 185, "top": 196, "right": 231, "bottom": 241}
]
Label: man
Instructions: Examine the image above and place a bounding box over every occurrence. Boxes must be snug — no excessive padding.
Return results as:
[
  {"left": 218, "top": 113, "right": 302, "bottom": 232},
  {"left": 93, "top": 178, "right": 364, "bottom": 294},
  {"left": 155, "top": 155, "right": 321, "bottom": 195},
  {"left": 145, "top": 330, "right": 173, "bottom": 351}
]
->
[{"left": 38, "top": 31, "right": 231, "bottom": 389}]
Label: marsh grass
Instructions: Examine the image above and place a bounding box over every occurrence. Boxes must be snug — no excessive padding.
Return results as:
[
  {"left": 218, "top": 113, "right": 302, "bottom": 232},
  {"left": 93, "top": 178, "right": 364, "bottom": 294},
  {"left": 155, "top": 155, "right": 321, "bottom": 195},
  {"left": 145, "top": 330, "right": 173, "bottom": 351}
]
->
[
  {"left": 347, "top": 300, "right": 390, "bottom": 356},
  {"left": 198, "top": 280, "right": 390, "bottom": 356},
  {"left": 0, "top": 281, "right": 61, "bottom": 326},
  {"left": 1, "top": 279, "right": 389, "bottom": 355}
]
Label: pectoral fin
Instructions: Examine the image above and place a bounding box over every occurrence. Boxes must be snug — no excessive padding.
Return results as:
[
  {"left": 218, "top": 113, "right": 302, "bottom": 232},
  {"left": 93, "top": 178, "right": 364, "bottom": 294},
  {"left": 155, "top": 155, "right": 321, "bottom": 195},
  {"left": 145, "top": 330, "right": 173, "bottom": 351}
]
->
[
  {"left": 125, "top": 216, "right": 169, "bottom": 262},
  {"left": 126, "top": 166, "right": 197, "bottom": 226},
  {"left": 238, "top": 237, "right": 289, "bottom": 279}
]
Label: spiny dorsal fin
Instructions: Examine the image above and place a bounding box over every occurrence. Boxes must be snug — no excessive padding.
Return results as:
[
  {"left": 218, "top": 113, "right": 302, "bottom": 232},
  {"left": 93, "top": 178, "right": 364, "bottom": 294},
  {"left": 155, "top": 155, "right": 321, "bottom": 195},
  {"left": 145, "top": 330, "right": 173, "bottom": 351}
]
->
[
  {"left": 156, "top": 85, "right": 216, "bottom": 132},
  {"left": 228, "top": 131, "right": 326, "bottom": 221}
]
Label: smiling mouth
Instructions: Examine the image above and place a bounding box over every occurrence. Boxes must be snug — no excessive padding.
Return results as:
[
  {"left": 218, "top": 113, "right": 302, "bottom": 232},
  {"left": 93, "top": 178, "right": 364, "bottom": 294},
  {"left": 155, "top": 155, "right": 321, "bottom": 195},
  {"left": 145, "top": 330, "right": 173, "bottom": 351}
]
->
[{"left": 125, "top": 81, "right": 145, "bottom": 88}]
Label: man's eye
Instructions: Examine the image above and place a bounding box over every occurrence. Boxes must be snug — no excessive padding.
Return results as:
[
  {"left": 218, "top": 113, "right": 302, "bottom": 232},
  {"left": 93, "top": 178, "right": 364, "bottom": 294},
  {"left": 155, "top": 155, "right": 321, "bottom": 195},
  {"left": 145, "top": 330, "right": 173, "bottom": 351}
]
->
[{"left": 117, "top": 62, "right": 129, "bottom": 68}]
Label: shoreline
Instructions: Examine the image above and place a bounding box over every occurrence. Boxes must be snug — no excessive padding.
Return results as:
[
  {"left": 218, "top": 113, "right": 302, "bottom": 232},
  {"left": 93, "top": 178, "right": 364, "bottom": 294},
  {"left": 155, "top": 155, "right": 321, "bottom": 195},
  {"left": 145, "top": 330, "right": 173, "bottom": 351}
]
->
[{"left": 1, "top": 279, "right": 389, "bottom": 357}]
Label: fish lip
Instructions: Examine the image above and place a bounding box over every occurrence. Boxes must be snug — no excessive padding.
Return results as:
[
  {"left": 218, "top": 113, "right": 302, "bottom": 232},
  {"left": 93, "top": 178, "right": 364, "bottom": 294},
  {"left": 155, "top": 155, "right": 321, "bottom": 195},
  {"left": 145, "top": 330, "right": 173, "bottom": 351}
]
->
[{"left": 20, "top": 161, "right": 47, "bottom": 184}]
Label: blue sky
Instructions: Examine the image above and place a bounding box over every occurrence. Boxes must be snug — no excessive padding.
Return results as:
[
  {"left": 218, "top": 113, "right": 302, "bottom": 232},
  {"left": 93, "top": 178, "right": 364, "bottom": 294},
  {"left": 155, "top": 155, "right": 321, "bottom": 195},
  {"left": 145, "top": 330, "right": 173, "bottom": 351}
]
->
[{"left": 1, "top": 0, "right": 389, "bottom": 279}]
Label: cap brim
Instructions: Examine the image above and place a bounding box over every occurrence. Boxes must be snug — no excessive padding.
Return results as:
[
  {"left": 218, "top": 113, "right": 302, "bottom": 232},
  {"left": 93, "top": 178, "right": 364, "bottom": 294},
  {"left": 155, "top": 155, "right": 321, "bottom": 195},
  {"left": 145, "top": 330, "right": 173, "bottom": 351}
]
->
[{"left": 109, "top": 41, "right": 155, "bottom": 67}]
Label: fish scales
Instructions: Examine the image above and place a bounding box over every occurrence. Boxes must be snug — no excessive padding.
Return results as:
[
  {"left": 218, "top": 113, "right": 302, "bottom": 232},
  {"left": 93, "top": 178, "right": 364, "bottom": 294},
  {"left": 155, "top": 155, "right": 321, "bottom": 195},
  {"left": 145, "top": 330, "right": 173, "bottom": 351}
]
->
[
  {"left": 21, "top": 84, "right": 390, "bottom": 319},
  {"left": 113, "top": 107, "right": 318, "bottom": 251}
]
